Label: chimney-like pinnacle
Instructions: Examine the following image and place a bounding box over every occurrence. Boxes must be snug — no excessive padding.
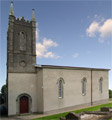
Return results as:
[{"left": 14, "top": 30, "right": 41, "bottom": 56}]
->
[
  {"left": 32, "top": 9, "right": 36, "bottom": 21},
  {"left": 9, "top": 1, "right": 14, "bottom": 16}
]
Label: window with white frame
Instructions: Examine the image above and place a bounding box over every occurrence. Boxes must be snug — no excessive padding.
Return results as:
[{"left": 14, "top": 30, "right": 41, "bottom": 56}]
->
[
  {"left": 99, "top": 78, "right": 103, "bottom": 93},
  {"left": 82, "top": 78, "right": 87, "bottom": 96}
]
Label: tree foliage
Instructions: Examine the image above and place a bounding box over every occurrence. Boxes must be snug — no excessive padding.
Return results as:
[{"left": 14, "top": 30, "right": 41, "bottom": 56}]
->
[
  {"left": 0, "top": 84, "right": 7, "bottom": 105},
  {"left": 109, "top": 89, "right": 112, "bottom": 98}
]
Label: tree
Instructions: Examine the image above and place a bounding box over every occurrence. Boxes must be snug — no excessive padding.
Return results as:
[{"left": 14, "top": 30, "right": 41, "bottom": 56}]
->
[
  {"left": 109, "top": 89, "right": 112, "bottom": 98},
  {"left": 0, "top": 84, "right": 7, "bottom": 104}
]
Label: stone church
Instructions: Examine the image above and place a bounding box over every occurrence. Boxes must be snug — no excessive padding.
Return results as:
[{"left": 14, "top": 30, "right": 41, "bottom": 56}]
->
[{"left": 7, "top": 2, "right": 109, "bottom": 116}]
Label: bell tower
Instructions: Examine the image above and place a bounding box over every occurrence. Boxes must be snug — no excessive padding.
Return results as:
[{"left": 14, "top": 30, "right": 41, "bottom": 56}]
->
[{"left": 7, "top": 1, "right": 36, "bottom": 73}]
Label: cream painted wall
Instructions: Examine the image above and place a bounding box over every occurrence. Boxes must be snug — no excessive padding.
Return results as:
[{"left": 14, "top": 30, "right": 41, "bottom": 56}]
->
[
  {"left": 43, "top": 68, "right": 91, "bottom": 112},
  {"left": 36, "top": 68, "right": 44, "bottom": 113},
  {"left": 42, "top": 68, "right": 109, "bottom": 112},
  {"left": 8, "top": 73, "right": 37, "bottom": 115},
  {"left": 92, "top": 71, "right": 109, "bottom": 102},
  {"left": 8, "top": 68, "right": 109, "bottom": 115}
]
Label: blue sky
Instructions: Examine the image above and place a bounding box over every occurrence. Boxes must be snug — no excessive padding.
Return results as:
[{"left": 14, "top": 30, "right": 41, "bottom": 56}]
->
[{"left": 0, "top": 0, "right": 112, "bottom": 90}]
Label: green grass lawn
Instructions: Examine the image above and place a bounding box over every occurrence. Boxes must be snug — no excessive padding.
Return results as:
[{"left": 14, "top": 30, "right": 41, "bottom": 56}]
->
[{"left": 32, "top": 103, "right": 112, "bottom": 120}]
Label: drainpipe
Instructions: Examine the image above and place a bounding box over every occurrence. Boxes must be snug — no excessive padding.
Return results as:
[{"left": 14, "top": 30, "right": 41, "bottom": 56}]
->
[{"left": 91, "top": 69, "right": 93, "bottom": 106}]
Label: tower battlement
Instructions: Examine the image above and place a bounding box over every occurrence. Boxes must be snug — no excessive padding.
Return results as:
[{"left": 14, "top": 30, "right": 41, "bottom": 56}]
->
[
  {"left": 15, "top": 17, "right": 32, "bottom": 26},
  {"left": 16, "top": 17, "right": 31, "bottom": 23}
]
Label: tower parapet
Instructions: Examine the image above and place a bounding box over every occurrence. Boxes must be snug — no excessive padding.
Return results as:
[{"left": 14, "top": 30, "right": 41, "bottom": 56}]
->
[{"left": 14, "top": 17, "right": 32, "bottom": 27}]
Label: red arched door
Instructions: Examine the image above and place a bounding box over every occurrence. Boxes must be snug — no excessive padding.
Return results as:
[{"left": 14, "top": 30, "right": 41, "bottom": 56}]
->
[{"left": 20, "top": 96, "right": 29, "bottom": 114}]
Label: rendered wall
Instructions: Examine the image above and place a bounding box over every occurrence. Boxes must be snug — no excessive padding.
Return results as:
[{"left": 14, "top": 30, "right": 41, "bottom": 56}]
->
[
  {"left": 8, "top": 69, "right": 109, "bottom": 115},
  {"left": 43, "top": 68, "right": 91, "bottom": 112},
  {"left": 92, "top": 70, "right": 109, "bottom": 103},
  {"left": 36, "top": 68, "right": 44, "bottom": 113},
  {"left": 42, "top": 68, "right": 109, "bottom": 113},
  {"left": 8, "top": 73, "right": 37, "bottom": 116}
]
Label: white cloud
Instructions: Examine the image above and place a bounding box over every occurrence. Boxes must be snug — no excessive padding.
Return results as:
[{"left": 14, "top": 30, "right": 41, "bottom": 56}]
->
[
  {"left": 36, "top": 43, "right": 46, "bottom": 58},
  {"left": 73, "top": 53, "right": 79, "bottom": 58},
  {"left": 86, "top": 18, "right": 112, "bottom": 43},
  {"left": 99, "top": 19, "right": 112, "bottom": 38},
  {"left": 44, "top": 52, "right": 56, "bottom": 58},
  {"left": 35, "top": 22, "right": 60, "bottom": 59},
  {"left": 86, "top": 21, "right": 99, "bottom": 37},
  {"left": 43, "top": 38, "right": 58, "bottom": 48},
  {"left": 36, "top": 38, "right": 59, "bottom": 58}
]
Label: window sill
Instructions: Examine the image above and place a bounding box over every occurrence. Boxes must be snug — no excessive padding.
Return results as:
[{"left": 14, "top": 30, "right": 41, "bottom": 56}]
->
[{"left": 58, "top": 97, "right": 63, "bottom": 99}]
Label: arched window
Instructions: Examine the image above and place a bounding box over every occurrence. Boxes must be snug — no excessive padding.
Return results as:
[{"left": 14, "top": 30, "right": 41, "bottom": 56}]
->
[
  {"left": 81, "top": 78, "right": 87, "bottom": 96},
  {"left": 20, "top": 31, "right": 26, "bottom": 51},
  {"left": 59, "top": 80, "right": 63, "bottom": 98},
  {"left": 99, "top": 77, "right": 103, "bottom": 93},
  {"left": 57, "top": 77, "right": 65, "bottom": 99}
]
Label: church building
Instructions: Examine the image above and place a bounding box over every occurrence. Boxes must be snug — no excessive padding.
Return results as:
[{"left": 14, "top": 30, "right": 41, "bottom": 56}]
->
[{"left": 7, "top": 2, "right": 109, "bottom": 116}]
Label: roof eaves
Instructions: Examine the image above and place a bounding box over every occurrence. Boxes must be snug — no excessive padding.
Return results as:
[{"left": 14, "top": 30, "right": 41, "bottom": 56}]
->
[{"left": 34, "top": 64, "right": 110, "bottom": 71}]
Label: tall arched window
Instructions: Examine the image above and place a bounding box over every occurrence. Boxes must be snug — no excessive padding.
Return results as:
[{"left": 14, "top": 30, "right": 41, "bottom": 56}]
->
[
  {"left": 99, "top": 77, "right": 103, "bottom": 93},
  {"left": 20, "top": 31, "right": 26, "bottom": 51},
  {"left": 57, "top": 77, "right": 65, "bottom": 99},
  {"left": 59, "top": 80, "right": 63, "bottom": 98},
  {"left": 81, "top": 78, "right": 87, "bottom": 96}
]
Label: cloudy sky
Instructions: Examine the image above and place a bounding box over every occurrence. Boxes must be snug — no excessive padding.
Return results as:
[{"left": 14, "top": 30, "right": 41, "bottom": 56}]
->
[{"left": 0, "top": 0, "right": 112, "bottom": 90}]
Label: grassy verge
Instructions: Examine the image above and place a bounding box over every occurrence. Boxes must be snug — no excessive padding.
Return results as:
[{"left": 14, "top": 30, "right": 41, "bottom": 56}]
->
[{"left": 32, "top": 103, "right": 112, "bottom": 120}]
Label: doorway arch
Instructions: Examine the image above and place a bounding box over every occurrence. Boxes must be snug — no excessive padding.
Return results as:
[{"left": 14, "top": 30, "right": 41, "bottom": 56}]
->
[{"left": 16, "top": 93, "right": 32, "bottom": 115}]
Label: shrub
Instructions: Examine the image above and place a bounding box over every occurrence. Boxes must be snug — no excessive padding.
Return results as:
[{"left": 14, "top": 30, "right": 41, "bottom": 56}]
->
[{"left": 109, "top": 89, "right": 112, "bottom": 98}]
